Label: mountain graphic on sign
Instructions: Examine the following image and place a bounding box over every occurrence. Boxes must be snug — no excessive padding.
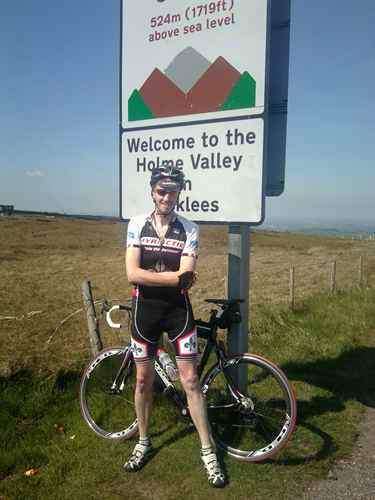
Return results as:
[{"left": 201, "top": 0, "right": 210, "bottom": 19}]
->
[{"left": 128, "top": 47, "right": 256, "bottom": 121}]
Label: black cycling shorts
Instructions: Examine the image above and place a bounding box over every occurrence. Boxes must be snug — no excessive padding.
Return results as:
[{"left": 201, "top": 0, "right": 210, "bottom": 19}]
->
[{"left": 130, "top": 287, "right": 198, "bottom": 363}]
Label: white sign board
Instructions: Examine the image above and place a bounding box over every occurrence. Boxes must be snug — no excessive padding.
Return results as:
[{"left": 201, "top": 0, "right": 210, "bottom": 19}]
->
[
  {"left": 123, "top": 120, "right": 264, "bottom": 222},
  {"left": 120, "top": 0, "right": 270, "bottom": 223}
]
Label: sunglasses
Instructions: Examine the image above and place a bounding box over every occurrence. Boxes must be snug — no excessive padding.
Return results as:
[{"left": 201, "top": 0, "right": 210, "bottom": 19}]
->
[{"left": 155, "top": 189, "right": 178, "bottom": 197}]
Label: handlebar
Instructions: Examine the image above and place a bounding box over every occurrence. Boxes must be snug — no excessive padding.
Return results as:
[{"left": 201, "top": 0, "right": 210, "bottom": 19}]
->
[
  {"left": 106, "top": 305, "right": 122, "bottom": 329},
  {"left": 102, "top": 302, "right": 132, "bottom": 329}
]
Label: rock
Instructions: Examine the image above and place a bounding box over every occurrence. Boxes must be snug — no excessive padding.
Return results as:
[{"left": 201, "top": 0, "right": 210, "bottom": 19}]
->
[
  {"left": 327, "top": 469, "right": 338, "bottom": 480},
  {"left": 0, "top": 361, "right": 12, "bottom": 378}
]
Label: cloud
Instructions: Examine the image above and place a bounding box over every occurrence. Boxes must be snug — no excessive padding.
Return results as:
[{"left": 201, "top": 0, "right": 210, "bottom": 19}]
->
[{"left": 26, "top": 169, "right": 45, "bottom": 177}]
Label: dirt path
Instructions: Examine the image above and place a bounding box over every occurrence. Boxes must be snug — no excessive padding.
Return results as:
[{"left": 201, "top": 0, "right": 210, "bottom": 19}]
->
[{"left": 303, "top": 406, "right": 375, "bottom": 500}]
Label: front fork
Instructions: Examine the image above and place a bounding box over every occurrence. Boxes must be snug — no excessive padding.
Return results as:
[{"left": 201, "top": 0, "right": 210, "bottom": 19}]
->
[
  {"left": 109, "top": 349, "right": 133, "bottom": 393},
  {"left": 216, "top": 342, "right": 251, "bottom": 406}
]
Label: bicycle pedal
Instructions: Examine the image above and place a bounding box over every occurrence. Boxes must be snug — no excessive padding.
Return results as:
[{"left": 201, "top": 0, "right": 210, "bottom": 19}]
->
[
  {"left": 108, "top": 388, "right": 122, "bottom": 395},
  {"left": 181, "top": 408, "right": 192, "bottom": 421}
]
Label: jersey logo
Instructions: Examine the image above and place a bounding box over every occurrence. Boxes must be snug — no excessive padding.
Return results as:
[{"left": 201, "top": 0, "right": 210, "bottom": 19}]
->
[
  {"left": 131, "top": 338, "right": 149, "bottom": 360},
  {"left": 177, "top": 329, "right": 198, "bottom": 356},
  {"left": 140, "top": 236, "right": 161, "bottom": 247},
  {"left": 163, "top": 238, "right": 185, "bottom": 250},
  {"left": 184, "top": 336, "right": 197, "bottom": 351}
]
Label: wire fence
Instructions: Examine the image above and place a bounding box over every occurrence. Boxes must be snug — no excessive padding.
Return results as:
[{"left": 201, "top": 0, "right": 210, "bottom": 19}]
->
[{"left": 287, "top": 255, "right": 370, "bottom": 310}]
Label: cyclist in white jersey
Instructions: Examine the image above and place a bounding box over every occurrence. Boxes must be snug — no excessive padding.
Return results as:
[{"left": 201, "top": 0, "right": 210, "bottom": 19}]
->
[{"left": 124, "top": 166, "right": 225, "bottom": 488}]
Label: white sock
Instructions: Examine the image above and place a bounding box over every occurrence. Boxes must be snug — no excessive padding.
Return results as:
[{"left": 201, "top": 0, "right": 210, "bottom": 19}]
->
[
  {"left": 201, "top": 446, "right": 214, "bottom": 456},
  {"left": 139, "top": 437, "right": 151, "bottom": 448}
]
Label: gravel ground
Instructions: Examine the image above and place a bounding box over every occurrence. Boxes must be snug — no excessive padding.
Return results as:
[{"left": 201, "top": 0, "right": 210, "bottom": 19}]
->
[{"left": 303, "top": 406, "right": 375, "bottom": 500}]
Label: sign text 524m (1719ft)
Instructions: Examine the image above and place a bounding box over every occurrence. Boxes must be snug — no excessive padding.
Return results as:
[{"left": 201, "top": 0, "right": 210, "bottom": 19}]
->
[{"left": 148, "top": 1, "right": 235, "bottom": 43}]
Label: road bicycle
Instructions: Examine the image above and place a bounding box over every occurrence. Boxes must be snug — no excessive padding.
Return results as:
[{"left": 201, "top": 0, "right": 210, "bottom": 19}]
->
[{"left": 79, "top": 298, "right": 297, "bottom": 462}]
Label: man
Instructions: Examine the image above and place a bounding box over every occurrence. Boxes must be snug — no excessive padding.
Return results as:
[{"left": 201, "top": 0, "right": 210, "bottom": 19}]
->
[{"left": 125, "top": 165, "right": 225, "bottom": 488}]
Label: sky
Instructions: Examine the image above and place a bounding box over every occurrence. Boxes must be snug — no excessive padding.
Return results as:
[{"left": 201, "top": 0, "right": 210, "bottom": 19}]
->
[{"left": 1, "top": 0, "right": 374, "bottom": 224}]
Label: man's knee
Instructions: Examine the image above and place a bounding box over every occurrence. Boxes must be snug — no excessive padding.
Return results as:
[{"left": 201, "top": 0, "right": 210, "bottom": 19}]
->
[
  {"left": 135, "top": 364, "right": 154, "bottom": 393},
  {"left": 180, "top": 372, "right": 200, "bottom": 393}
]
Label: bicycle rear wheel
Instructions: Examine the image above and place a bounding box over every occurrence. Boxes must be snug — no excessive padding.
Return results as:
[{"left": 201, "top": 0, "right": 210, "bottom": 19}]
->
[
  {"left": 202, "top": 353, "right": 297, "bottom": 462},
  {"left": 79, "top": 346, "right": 138, "bottom": 440}
]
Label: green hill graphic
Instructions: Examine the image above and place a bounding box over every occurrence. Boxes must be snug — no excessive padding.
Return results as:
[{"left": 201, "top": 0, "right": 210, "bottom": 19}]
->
[
  {"left": 220, "top": 72, "right": 256, "bottom": 111},
  {"left": 128, "top": 89, "right": 155, "bottom": 121}
]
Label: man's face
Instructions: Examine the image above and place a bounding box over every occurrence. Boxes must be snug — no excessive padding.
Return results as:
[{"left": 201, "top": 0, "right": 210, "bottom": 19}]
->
[{"left": 152, "top": 181, "right": 179, "bottom": 215}]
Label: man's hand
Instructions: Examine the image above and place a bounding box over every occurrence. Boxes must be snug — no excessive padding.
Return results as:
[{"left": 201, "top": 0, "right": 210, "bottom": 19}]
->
[{"left": 178, "top": 271, "right": 198, "bottom": 291}]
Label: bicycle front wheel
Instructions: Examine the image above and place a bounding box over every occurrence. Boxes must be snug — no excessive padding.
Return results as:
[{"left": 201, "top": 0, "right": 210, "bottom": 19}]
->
[
  {"left": 202, "top": 353, "right": 297, "bottom": 462},
  {"left": 79, "top": 346, "right": 138, "bottom": 440}
]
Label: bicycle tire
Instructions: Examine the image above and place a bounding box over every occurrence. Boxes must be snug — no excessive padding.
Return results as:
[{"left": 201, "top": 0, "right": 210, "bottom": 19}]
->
[
  {"left": 202, "top": 353, "right": 297, "bottom": 462},
  {"left": 79, "top": 346, "right": 138, "bottom": 440}
]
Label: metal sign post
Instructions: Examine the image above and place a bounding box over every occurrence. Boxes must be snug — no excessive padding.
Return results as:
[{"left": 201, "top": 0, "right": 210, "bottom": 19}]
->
[{"left": 227, "top": 224, "right": 250, "bottom": 390}]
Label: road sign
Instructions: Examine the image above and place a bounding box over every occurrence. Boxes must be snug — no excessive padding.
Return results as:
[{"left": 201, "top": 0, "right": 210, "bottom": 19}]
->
[
  {"left": 120, "top": 0, "right": 270, "bottom": 223},
  {"left": 122, "top": 119, "right": 264, "bottom": 223}
]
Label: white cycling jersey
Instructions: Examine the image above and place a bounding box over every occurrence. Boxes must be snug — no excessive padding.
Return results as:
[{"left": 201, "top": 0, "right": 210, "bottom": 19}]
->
[{"left": 126, "top": 211, "right": 199, "bottom": 274}]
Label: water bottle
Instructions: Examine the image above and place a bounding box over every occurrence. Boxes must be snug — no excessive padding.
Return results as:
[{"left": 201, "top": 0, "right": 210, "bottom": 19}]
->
[{"left": 157, "top": 348, "right": 179, "bottom": 381}]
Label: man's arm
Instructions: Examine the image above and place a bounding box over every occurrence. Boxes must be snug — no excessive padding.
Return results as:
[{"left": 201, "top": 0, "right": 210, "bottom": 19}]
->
[
  {"left": 126, "top": 247, "right": 196, "bottom": 287},
  {"left": 178, "top": 255, "right": 196, "bottom": 273}
]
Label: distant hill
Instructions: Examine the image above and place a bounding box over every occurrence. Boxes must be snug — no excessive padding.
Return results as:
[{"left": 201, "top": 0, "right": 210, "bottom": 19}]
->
[{"left": 262, "top": 217, "right": 375, "bottom": 240}]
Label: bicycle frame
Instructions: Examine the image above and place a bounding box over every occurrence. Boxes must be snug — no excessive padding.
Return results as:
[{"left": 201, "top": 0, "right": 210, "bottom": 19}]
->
[
  {"left": 150, "top": 314, "right": 244, "bottom": 418},
  {"left": 81, "top": 298, "right": 297, "bottom": 459},
  {"left": 103, "top": 301, "right": 245, "bottom": 410}
]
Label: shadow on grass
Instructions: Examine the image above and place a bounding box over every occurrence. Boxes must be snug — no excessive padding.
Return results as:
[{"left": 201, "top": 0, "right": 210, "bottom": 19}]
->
[
  {"left": 152, "top": 425, "right": 196, "bottom": 454},
  {"left": 269, "top": 346, "right": 375, "bottom": 466},
  {"left": 284, "top": 346, "right": 375, "bottom": 411}
]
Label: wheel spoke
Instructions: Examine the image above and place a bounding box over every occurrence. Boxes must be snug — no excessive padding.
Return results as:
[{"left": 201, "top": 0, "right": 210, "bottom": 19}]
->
[
  {"left": 207, "top": 403, "right": 237, "bottom": 410},
  {"left": 80, "top": 347, "right": 138, "bottom": 439},
  {"left": 203, "top": 354, "right": 296, "bottom": 461}
]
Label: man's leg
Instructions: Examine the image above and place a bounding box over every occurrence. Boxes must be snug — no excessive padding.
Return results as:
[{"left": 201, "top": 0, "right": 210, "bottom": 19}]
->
[
  {"left": 134, "top": 360, "right": 155, "bottom": 438},
  {"left": 124, "top": 360, "right": 155, "bottom": 472},
  {"left": 177, "top": 359, "right": 225, "bottom": 488},
  {"left": 176, "top": 359, "right": 211, "bottom": 446}
]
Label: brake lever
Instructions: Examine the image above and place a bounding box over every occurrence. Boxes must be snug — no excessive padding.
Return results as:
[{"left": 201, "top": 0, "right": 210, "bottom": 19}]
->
[{"left": 100, "top": 300, "right": 111, "bottom": 316}]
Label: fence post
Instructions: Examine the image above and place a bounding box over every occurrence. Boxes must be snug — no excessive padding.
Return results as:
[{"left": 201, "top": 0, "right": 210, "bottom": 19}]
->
[
  {"left": 330, "top": 261, "right": 337, "bottom": 294},
  {"left": 358, "top": 256, "right": 364, "bottom": 287},
  {"left": 289, "top": 265, "right": 295, "bottom": 310},
  {"left": 81, "top": 280, "right": 103, "bottom": 357}
]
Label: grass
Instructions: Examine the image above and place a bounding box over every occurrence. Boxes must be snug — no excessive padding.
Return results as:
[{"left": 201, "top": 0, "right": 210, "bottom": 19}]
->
[
  {"left": 1, "top": 216, "right": 375, "bottom": 375},
  {"left": 1, "top": 215, "right": 375, "bottom": 498},
  {"left": 1, "top": 287, "right": 375, "bottom": 499}
]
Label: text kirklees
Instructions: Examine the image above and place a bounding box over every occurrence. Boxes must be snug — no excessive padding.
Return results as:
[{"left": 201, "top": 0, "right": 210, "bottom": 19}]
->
[{"left": 176, "top": 197, "right": 219, "bottom": 213}]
